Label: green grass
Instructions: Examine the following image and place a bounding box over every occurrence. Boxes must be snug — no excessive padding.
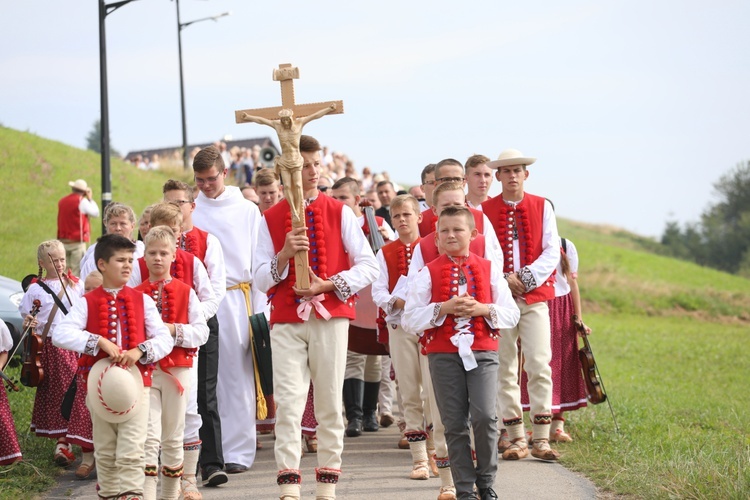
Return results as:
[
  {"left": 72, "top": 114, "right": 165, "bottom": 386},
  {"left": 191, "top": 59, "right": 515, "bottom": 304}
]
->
[{"left": 1, "top": 127, "right": 750, "bottom": 498}]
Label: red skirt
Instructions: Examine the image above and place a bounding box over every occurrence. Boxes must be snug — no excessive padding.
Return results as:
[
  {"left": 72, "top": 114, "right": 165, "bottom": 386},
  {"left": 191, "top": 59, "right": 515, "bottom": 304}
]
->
[
  {"left": 0, "top": 384, "right": 22, "bottom": 465},
  {"left": 301, "top": 382, "right": 317, "bottom": 437},
  {"left": 31, "top": 338, "right": 77, "bottom": 438},
  {"left": 66, "top": 373, "right": 94, "bottom": 450},
  {"left": 521, "top": 294, "right": 587, "bottom": 413},
  {"left": 256, "top": 394, "right": 276, "bottom": 433}
]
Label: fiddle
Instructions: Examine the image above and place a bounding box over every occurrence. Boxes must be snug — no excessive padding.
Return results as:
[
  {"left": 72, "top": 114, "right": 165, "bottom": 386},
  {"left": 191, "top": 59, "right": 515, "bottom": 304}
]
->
[
  {"left": 20, "top": 299, "right": 44, "bottom": 387},
  {"left": 359, "top": 198, "right": 386, "bottom": 253},
  {"left": 0, "top": 368, "right": 19, "bottom": 392},
  {"left": 575, "top": 316, "right": 619, "bottom": 433}
]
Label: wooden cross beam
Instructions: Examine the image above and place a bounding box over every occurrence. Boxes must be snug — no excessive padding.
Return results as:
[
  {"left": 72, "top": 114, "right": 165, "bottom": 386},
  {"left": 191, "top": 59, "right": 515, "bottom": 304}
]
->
[{"left": 234, "top": 63, "right": 344, "bottom": 123}]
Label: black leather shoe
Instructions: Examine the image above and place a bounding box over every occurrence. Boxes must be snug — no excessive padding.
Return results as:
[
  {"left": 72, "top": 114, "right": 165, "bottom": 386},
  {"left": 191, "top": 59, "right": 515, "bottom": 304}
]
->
[
  {"left": 479, "top": 486, "right": 498, "bottom": 500},
  {"left": 346, "top": 417, "right": 363, "bottom": 437},
  {"left": 224, "top": 463, "right": 249, "bottom": 474},
  {"left": 202, "top": 464, "right": 229, "bottom": 486}
]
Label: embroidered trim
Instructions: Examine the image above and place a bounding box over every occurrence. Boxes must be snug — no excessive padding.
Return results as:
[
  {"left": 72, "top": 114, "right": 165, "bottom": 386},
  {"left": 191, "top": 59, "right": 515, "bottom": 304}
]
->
[
  {"left": 503, "top": 416, "right": 523, "bottom": 427},
  {"left": 161, "top": 464, "right": 184, "bottom": 478},
  {"left": 488, "top": 305, "right": 500, "bottom": 330},
  {"left": 430, "top": 303, "right": 442, "bottom": 327},
  {"left": 533, "top": 413, "right": 553, "bottom": 425},
  {"left": 329, "top": 273, "right": 351, "bottom": 300},
  {"left": 315, "top": 467, "right": 341, "bottom": 484},
  {"left": 404, "top": 431, "right": 428, "bottom": 442},
  {"left": 277, "top": 469, "right": 302, "bottom": 485},
  {"left": 174, "top": 323, "right": 185, "bottom": 347},
  {"left": 139, "top": 341, "right": 155, "bottom": 364},
  {"left": 270, "top": 254, "right": 282, "bottom": 283},
  {"left": 435, "top": 456, "right": 450, "bottom": 469},
  {"left": 183, "top": 440, "right": 202, "bottom": 451},
  {"left": 145, "top": 465, "right": 158, "bottom": 477},
  {"left": 85, "top": 334, "right": 99, "bottom": 356},
  {"left": 518, "top": 266, "right": 536, "bottom": 293}
]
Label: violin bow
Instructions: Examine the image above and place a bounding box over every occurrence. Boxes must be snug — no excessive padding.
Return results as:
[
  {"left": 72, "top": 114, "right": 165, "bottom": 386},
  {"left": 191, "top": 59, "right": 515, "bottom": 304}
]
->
[
  {"left": 48, "top": 252, "right": 73, "bottom": 307},
  {"left": 576, "top": 321, "right": 620, "bottom": 434}
]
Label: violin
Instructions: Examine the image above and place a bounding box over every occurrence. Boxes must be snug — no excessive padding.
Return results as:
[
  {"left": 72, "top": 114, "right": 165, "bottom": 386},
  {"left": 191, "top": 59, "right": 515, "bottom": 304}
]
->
[
  {"left": 20, "top": 299, "right": 44, "bottom": 387},
  {"left": 359, "top": 198, "right": 386, "bottom": 253},
  {"left": 575, "top": 316, "right": 620, "bottom": 433},
  {"left": 0, "top": 368, "right": 19, "bottom": 392}
]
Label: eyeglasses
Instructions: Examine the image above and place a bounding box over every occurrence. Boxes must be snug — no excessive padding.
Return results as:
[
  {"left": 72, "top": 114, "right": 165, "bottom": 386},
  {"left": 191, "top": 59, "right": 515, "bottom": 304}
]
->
[
  {"left": 436, "top": 176, "right": 465, "bottom": 183},
  {"left": 169, "top": 200, "right": 192, "bottom": 206},
  {"left": 194, "top": 170, "right": 225, "bottom": 185},
  {"left": 422, "top": 180, "right": 436, "bottom": 186},
  {"left": 318, "top": 186, "right": 329, "bottom": 192}
]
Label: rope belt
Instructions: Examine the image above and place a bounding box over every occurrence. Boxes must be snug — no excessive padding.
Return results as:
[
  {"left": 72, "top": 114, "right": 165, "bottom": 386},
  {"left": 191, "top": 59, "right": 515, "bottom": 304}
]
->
[{"left": 226, "top": 282, "right": 267, "bottom": 420}]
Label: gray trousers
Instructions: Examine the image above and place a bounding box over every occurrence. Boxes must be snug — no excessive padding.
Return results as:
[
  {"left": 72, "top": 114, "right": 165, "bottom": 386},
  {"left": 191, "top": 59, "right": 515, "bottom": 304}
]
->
[{"left": 429, "top": 351, "right": 499, "bottom": 500}]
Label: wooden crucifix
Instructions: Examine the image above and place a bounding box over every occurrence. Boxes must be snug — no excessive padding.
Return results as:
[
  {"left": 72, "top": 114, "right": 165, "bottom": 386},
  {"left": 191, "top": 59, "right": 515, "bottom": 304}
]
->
[{"left": 235, "top": 63, "right": 344, "bottom": 289}]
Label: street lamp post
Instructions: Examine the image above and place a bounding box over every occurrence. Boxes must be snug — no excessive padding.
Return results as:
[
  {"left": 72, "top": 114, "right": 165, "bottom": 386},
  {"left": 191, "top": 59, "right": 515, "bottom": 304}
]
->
[
  {"left": 176, "top": 0, "right": 230, "bottom": 169},
  {"left": 98, "top": 0, "right": 139, "bottom": 233}
]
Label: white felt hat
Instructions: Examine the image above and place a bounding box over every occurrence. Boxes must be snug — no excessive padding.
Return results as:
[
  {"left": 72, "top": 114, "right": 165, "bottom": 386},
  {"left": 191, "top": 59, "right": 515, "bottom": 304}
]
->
[
  {"left": 486, "top": 149, "right": 537, "bottom": 169},
  {"left": 87, "top": 359, "right": 144, "bottom": 424},
  {"left": 68, "top": 179, "right": 89, "bottom": 191}
]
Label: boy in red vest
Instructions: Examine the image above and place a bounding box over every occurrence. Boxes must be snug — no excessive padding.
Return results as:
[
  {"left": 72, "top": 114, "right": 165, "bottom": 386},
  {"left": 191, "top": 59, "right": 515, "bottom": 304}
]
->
[
  {"left": 54, "top": 234, "right": 173, "bottom": 499},
  {"left": 403, "top": 206, "right": 519, "bottom": 500},
  {"left": 481, "top": 149, "right": 561, "bottom": 461},
  {"left": 134, "top": 226, "right": 209, "bottom": 500},
  {"left": 162, "top": 179, "right": 228, "bottom": 488},
  {"left": 253, "top": 135, "right": 379, "bottom": 500}
]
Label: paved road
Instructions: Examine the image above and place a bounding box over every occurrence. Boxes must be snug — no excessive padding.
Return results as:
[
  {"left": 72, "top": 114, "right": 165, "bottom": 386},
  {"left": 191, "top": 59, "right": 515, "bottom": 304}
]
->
[{"left": 47, "top": 425, "right": 597, "bottom": 499}]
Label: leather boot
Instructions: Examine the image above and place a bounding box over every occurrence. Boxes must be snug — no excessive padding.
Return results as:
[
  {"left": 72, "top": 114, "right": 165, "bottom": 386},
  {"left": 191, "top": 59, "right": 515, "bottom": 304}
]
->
[
  {"left": 343, "top": 378, "right": 364, "bottom": 437},
  {"left": 362, "top": 381, "right": 381, "bottom": 432}
]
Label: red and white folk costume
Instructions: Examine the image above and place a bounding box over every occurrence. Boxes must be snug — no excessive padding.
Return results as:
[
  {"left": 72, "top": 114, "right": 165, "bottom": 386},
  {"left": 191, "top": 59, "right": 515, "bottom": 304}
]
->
[
  {"left": 54, "top": 286, "right": 172, "bottom": 499},
  {"left": 18, "top": 276, "right": 84, "bottom": 442},
  {"left": 193, "top": 185, "right": 265, "bottom": 469},
  {"left": 0, "top": 321, "right": 22, "bottom": 465},
  {"left": 481, "top": 193, "right": 560, "bottom": 443},
  {"left": 417, "top": 206, "right": 487, "bottom": 238},
  {"left": 134, "top": 278, "right": 208, "bottom": 500},
  {"left": 254, "top": 195, "right": 378, "bottom": 500}
]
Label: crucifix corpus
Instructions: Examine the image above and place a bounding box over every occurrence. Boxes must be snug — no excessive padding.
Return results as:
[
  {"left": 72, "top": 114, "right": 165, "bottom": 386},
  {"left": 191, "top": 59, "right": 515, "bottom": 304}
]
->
[{"left": 235, "top": 63, "right": 344, "bottom": 289}]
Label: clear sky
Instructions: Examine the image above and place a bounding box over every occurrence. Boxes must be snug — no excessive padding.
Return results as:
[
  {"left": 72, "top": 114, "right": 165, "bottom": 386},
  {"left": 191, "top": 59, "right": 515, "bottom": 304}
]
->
[{"left": 2, "top": 1, "right": 749, "bottom": 237}]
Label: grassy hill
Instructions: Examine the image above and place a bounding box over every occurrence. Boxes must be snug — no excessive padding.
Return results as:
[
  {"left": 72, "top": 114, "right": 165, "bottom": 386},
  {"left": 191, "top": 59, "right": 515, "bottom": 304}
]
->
[{"left": 1, "top": 128, "right": 748, "bottom": 498}]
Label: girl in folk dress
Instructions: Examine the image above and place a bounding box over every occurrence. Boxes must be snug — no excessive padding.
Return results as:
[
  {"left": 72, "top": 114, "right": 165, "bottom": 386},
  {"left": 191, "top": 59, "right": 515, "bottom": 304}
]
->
[
  {"left": 0, "top": 321, "right": 22, "bottom": 465},
  {"left": 18, "top": 240, "right": 85, "bottom": 465},
  {"left": 520, "top": 237, "right": 590, "bottom": 442},
  {"left": 65, "top": 271, "right": 102, "bottom": 479}
]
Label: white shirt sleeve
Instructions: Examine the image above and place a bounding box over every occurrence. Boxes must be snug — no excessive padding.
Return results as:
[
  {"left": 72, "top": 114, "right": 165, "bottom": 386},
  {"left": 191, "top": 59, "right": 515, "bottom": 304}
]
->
[
  {"left": 330, "top": 206, "right": 379, "bottom": 300},
  {"left": 204, "top": 233, "right": 227, "bottom": 309},
  {"left": 192, "top": 259, "right": 218, "bottom": 320},
  {"left": 173, "top": 289, "right": 209, "bottom": 349},
  {"left": 252, "top": 218, "right": 282, "bottom": 295},
  {"left": 567, "top": 239, "right": 579, "bottom": 277},
  {"left": 526, "top": 200, "right": 560, "bottom": 288},
  {"left": 0, "top": 321, "right": 13, "bottom": 352},
  {"left": 141, "top": 295, "right": 173, "bottom": 364},
  {"left": 371, "top": 250, "right": 391, "bottom": 310},
  {"left": 402, "top": 267, "right": 442, "bottom": 335},
  {"left": 380, "top": 219, "right": 397, "bottom": 241},
  {"left": 79, "top": 197, "right": 100, "bottom": 218},
  {"left": 486, "top": 264, "right": 520, "bottom": 329},
  {"left": 79, "top": 245, "right": 97, "bottom": 282},
  {"left": 53, "top": 299, "right": 97, "bottom": 354},
  {"left": 482, "top": 229, "right": 504, "bottom": 270}
]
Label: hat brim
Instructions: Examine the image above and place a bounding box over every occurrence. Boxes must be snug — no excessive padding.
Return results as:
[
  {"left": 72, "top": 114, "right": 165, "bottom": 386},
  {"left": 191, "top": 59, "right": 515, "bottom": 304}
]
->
[
  {"left": 87, "top": 359, "right": 144, "bottom": 424},
  {"left": 487, "top": 157, "right": 536, "bottom": 169}
]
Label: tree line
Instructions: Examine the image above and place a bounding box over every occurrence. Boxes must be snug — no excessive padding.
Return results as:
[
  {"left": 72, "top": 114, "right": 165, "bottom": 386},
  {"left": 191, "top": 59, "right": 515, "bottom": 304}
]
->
[{"left": 661, "top": 160, "right": 750, "bottom": 278}]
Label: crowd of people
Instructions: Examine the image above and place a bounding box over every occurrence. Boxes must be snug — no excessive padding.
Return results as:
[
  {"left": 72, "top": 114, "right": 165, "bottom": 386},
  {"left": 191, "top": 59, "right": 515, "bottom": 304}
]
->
[{"left": 0, "top": 138, "right": 594, "bottom": 500}]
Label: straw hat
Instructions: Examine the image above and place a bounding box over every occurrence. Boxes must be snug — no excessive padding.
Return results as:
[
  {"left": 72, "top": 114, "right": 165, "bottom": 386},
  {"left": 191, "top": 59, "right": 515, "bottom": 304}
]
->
[
  {"left": 87, "top": 359, "right": 144, "bottom": 423},
  {"left": 68, "top": 179, "right": 89, "bottom": 192},
  {"left": 486, "top": 149, "right": 536, "bottom": 169}
]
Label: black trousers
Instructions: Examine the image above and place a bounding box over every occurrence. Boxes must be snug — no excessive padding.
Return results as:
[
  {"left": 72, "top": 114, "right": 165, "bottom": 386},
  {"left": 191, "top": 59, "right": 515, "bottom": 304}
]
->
[{"left": 198, "top": 315, "right": 224, "bottom": 469}]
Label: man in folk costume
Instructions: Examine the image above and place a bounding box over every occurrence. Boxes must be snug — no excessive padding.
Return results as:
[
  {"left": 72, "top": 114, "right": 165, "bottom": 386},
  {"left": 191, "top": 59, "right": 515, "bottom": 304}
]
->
[
  {"left": 57, "top": 178, "right": 100, "bottom": 276},
  {"left": 162, "top": 179, "right": 229, "bottom": 488},
  {"left": 481, "top": 148, "right": 561, "bottom": 461},
  {"left": 192, "top": 145, "right": 267, "bottom": 474},
  {"left": 330, "top": 176, "right": 395, "bottom": 438},
  {"left": 253, "top": 135, "right": 378, "bottom": 500}
]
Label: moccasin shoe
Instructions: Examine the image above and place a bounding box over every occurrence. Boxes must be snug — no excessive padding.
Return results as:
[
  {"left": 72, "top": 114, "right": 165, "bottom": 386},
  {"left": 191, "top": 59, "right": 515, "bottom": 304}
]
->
[
  {"left": 501, "top": 438, "right": 529, "bottom": 460},
  {"left": 549, "top": 428, "right": 573, "bottom": 443},
  {"left": 531, "top": 439, "right": 561, "bottom": 461}
]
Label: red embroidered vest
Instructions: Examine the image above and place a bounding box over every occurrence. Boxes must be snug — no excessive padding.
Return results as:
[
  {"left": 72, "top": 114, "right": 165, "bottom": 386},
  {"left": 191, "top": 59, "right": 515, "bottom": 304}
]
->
[
  {"left": 134, "top": 279, "right": 195, "bottom": 369},
  {"left": 138, "top": 248, "right": 195, "bottom": 289},
  {"left": 264, "top": 196, "right": 356, "bottom": 325},
  {"left": 482, "top": 193, "right": 555, "bottom": 304},
  {"left": 180, "top": 226, "right": 209, "bottom": 267},
  {"left": 422, "top": 254, "right": 498, "bottom": 354},
  {"left": 418, "top": 206, "right": 484, "bottom": 237},
  {"left": 57, "top": 193, "right": 91, "bottom": 242},
  {"left": 418, "top": 232, "right": 486, "bottom": 264},
  {"left": 80, "top": 286, "right": 154, "bottom": 386}
]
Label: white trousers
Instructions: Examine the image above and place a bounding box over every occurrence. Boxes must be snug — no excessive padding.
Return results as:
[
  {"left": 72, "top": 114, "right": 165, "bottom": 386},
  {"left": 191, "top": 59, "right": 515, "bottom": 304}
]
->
[
  {"left": 497, "top": 300, "right": 553, "bottom": 440},
  {"left": 183, "top": 356, "right": 201, "bottom": 443},
  {"left": 145, "top": 366, "right": 191, "bottom": 471},
  {"left": 271, "top": 317, "right": 348, "bottom": 472},
  {"left": 344, "top": 351, "right": 381, "bottom": 382}
]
